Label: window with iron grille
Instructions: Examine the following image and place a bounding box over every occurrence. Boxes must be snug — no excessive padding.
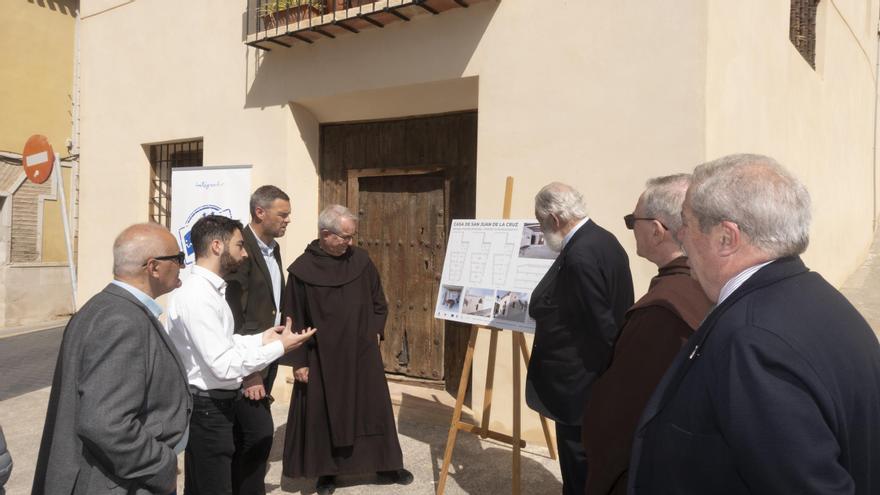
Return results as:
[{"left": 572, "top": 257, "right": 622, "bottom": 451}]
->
[
  {"left": 790, "top": 0, "right": 820, "bottom": 68},
  {"left": 148, "top": 140, "right": 203, "bottom": 227}
]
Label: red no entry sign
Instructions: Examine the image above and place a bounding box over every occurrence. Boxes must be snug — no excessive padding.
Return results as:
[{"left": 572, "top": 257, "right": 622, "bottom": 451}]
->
[{"left": 22, "top": 135, "right": 55, "bottom": 184}]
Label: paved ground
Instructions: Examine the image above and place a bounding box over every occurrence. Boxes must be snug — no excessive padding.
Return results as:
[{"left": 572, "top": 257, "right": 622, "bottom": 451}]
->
[
  {"left": 1, "top": 356, "right": 561, "bottom": 494},
  {"left": 0, "top": 326, "right": 63, "bottom": 400},
  {"left": 4, "top": 232, "right": 880, "bottom": 494},
  {"left": 840, "top": 232, "right": 880, "bottom": 338}
]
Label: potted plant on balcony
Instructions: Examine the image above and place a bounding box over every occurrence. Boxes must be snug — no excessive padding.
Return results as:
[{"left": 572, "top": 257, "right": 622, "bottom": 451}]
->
[{"left": 260, "top": 0, "right": 326, "bottom": 30}]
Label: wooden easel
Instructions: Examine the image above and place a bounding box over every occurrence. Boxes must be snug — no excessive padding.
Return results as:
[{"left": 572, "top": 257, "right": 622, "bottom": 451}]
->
[{"left": 436, "top": 177, "right": 557, "bottom": 495}]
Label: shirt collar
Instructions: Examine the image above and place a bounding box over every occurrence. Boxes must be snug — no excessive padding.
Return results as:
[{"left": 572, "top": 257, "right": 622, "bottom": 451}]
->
[
  {"left": 717, "top": 259, "right": 775, "bottom": 305},
  {"left": 191, "top": 264, "right": 227, "bottom": 292},
  {"left": 562, "top": 217, "right": 590, "bottom": 249},
  {"left": 111, "top": 280, "right": 163, "bottom": 318},
  {"left": 248, "top": 224, "right": 276, "bottom": 256}
]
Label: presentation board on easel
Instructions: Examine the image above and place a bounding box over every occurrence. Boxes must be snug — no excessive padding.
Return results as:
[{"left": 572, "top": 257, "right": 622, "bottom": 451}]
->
[
  {"left": 434, "top": 177, "right": 558, "bottom": 495},
  {"left": 433, "top": 219, "right": 556, "bottom": 332}
]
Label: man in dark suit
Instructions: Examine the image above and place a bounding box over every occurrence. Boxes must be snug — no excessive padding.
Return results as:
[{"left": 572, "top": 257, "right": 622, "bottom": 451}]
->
[
  {"left": 33, "top": 223, "right": 191, "bottom": 495},
  {"left": 525, "top": 182, "right": 633, "bottom": 495},
  {"left": 225, "top": 185, "right": 291, "bottom": 495},
  {"left": 630, "top": 154, "right": 880, "bottom": 494}
]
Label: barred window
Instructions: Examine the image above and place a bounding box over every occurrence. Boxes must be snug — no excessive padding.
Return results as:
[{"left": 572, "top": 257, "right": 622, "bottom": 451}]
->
[
  {"left": 148, "top": 140, "right": 203, "bottom": 227},
  {"left": 790, "top": 0, "right": 820, "bottom": 68}
]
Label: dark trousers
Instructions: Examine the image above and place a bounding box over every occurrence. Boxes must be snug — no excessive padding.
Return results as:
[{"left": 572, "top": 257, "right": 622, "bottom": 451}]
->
[
  {"left": 556, "top": 422, "right": 587, "bottom": 495},
  {"left": 185, "top": 395, "right": 237, "bottom": 495},
  {"left": 232, "top": 398, "right": 274, "bottom": 495}
]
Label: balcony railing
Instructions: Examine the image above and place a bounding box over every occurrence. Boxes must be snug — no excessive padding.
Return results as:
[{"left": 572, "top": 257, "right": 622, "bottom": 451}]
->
[{"left": 245, "top": 0, "right": 486, "bottom": 50}]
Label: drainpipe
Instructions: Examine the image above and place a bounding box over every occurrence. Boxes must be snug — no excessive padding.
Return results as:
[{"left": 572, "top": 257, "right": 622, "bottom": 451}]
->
[
  {"left": 66, "top": 0, "right": 82, "bottom": 308},
  {"left": 71, "top": 1, "right": 80, "bottom": 156},
  {"left": 874, "top": 19, "right": 879, "bottom": 231}
]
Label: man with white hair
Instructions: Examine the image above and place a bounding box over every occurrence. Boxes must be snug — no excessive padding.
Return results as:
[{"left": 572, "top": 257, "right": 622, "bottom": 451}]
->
[
  {"left": 34, "top": 223, "right": 191, "bottom": 495},
  {"left": 581, "top": 174, "right": 712, "bottom": 495},
  {"left": 630, "top": 154, "right": 880, "bottom": 494},
  {"left": 281, "top": 204, "right": 412, "bottom": 495},
  {"left": 525, "top": 182, "right": 633, "bottom": 495}
]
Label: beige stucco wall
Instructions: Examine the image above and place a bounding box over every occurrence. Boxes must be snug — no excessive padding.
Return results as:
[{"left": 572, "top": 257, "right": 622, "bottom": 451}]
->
[
  {"left": 78, "top": 0, "right": 708, "bottom": 446},
  {"left": 705, "top": 0, "right": 880, "bottom": 285},
  {"left": 77, "top": 0, "right": 878, "bottom": 448},
  {"left": 0, "top": 1, "right": 76, "bottom": 153},
  {"left": 41, "top": 167, "right": 74, "bottom": 263},
  {"left": 2, "top": 263, "right": 73, "bottom": 327},
  {"left": 1, "top": 1, "right": 78, "bottom": 325}
]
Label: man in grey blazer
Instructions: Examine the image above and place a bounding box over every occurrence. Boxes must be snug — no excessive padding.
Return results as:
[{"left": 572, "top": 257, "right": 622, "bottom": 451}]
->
[{"left": 33, "top": 223, "right": 192, "bottom": 495}]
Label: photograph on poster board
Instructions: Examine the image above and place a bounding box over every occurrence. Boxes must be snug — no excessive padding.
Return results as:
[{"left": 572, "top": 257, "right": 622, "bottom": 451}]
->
[
  {"left": 493, "top": 291, "right": 530, "bottom": 323},
  {"left": 433, "top": 219, "right": 556, "bottom": 333},
  {"left": 518, "top": 222, "right": 556, "bottom": 260},
  {"left": 436, "top": 285, "right": 464, "bottom": 317},
  {"left": 461, "top": 288, "right": 496, "bottom": 317}
]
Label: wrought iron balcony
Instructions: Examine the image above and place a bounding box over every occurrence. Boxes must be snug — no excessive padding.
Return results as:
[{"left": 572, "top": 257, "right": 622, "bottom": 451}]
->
[{"left": 245, "top": 0, "right": 488, "bottom": 50}]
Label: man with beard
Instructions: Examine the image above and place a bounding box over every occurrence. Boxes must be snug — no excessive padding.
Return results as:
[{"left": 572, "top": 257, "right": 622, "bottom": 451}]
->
[
  {"left": 224, "top": 186, "right": 291, "bottom": 494},
  {"left": 167, "top": 215, "right": 316, "bottom": 494},
  {"left": 525, "top": 182, "right": 633, "bottom": 495},
  {"left": 581, "top": 174, "right": 712, "bottom": 495},
  {"left": 281, "top": 204, "right": 413, "bottom": 495}
]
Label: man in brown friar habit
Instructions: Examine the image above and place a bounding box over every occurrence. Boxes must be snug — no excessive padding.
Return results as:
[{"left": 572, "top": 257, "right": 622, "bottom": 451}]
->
[
  {"left": 281, "top": 204, "right": 413, "bottom": 495},
  {"left": 581, "top": 174, "right": 713, "bottom": 495}
]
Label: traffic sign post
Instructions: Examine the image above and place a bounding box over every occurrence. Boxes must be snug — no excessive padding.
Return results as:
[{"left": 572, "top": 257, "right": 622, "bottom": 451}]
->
[
  {"left": 22, "top": 135, "right": 77, "bottom": 310},
  {"left": 22, "top": 135, "right": 55, "bottom": 184}
]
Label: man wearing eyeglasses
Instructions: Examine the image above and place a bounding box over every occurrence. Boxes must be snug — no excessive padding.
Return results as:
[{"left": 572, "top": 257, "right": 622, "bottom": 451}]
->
[
  {"left": 34, "top": 223, "right": 191, "bottom": 495},
  {"left": 525, "top": 182, "right": 633, "bottom": 495},
  {"left": 580, "top": 174, "right": 712, "bottom": 495},
  {"left": 281, "top": 204, "right": 412, "bottom": 495}
]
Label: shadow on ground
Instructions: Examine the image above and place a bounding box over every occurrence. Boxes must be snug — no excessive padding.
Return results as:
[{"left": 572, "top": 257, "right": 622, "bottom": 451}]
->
[{"left": 268, "top": 391, "right": 562, "bottom": 493}]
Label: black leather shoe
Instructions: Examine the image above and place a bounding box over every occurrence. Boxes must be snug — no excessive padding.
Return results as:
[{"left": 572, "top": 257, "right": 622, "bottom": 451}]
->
[
  {"left": 316, "top": 475, "right": 336, "bottom": 495},
  {"left": 377, "top": 468, "right": 414, "bottom": 485}
]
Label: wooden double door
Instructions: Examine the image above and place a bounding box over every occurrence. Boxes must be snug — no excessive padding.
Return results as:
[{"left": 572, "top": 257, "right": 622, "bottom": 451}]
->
[{"left": 319, "top": 111, "right": 476, "bottom": 395}]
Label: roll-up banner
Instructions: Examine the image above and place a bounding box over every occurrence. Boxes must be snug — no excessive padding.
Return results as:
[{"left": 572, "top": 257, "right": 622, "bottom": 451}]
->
[{"left": 170, "top": 165, "right": 252, "bottom": 270}]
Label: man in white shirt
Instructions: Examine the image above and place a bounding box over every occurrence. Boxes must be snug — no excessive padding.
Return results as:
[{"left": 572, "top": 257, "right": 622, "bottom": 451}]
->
[{"left": 167, "top": 215, "right": 315, "bottom": 495}]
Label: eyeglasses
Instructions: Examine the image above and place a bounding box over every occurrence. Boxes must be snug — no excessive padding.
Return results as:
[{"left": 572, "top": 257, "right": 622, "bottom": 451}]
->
[
  {"left": 624, "top": 214, "right": 668, "bottom": 231},
  {"left": 143, "top": 252, "right": 185, "bottom": 268},
  {"left": 325, "top": 229, "right": 356, "bottom": 242}
]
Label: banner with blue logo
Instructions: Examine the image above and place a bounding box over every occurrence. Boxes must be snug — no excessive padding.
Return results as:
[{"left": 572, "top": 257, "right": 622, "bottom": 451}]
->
[{"left": 170, "top": 165, "right": 252, "bottom": 270}]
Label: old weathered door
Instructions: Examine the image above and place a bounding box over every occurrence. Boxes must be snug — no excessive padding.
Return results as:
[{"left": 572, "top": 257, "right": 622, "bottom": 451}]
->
[
  {"left": 357, "top": 171, "right": 446, "bottom": 379},
  {"left": 319, "top": 111, "right": 476, "bottom": 396}
]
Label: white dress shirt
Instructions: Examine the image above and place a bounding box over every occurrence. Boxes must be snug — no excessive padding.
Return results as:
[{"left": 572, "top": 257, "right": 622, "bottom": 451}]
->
[
  {"left": 562, "top": 216, "right": 590, "bottom": 249},
  {"left": 249, "top": 225, "right": 282, "bottom": 326},
  {"left": 717, "top": 259, "right": 775, "bottom": 305},
  {"left": 111, "top": 280, "right": 163, "bottom": 318},
  {"left": 166, "top": 265, "right": 284, "bottom": 391}
]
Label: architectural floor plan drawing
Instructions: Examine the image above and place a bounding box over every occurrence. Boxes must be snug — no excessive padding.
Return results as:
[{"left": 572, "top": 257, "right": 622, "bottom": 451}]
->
[{"left": 434, "top": 219, "right": 556, "bottom": 333}]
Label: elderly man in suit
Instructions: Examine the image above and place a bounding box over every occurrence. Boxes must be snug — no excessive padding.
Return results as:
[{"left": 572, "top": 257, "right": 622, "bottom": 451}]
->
[
  {"left": 33, "top": 223, "right": 191, "bottom": 495},
  {"left": 525, "top": 182, "right": 633, "bottom": 495},
  {"left": 630, "top": 154, "right": 880, "bottom": 494},
  {"left": 225, "top": 185, "right": 291, "bottom": 494}
]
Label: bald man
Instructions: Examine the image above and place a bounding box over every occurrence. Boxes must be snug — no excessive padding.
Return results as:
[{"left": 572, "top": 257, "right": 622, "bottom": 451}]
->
[{"left": 33, "top": 223, "right": 192, "bottom": 495}]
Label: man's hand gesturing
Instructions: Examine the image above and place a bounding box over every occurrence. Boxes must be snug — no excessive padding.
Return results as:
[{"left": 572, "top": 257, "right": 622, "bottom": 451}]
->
[{"left": 277, "top": 317, "right": 316, "bottom": 352}]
